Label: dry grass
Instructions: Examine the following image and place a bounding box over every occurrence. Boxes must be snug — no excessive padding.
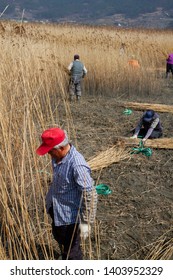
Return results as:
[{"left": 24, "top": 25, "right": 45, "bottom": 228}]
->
[
  {"left": 0, "top": 20, "right": 173, "bottom": 260},
  {"left": 116, "top": 137, "right": 173, "bottom": 149},
  {"left": 88, "top": 143, "right": 131, "bottom": 171},
  {"left": 145, "top": 230, "right": 173, "bottom": 260},
  {"left": 118, "top": 101, "right": 173, "bottom": 113}
]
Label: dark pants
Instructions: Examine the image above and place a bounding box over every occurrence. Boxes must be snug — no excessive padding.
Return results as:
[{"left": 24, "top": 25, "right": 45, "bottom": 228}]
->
[
  {"left": 137, "top": 128, "right": 162, "bottom": 139},
  {"left": 166, "top": 63, "right": 173, "bottom": 78},
  {"left": 49, "top": 207, "right": 83, "bottom": 260}
]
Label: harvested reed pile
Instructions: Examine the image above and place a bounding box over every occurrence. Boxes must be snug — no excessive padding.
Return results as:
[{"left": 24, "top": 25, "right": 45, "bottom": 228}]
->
[
  {"left": 0, "top": 239, "right": 7, "bottom": 260},
  {"left": 145, "top": 231, "right": 173, "bottom": 260},
  {"left": 116, "top": 137, "right": 173, "bottom": 150},
  {"left": 141, "top": 138, "right": 173, "bottom": 149},
  {"left": 87, "top": 143, "right": 131, "bottom": 171},
  {"left": 118, "top": 102, "right": 173, "bottom": 114}
]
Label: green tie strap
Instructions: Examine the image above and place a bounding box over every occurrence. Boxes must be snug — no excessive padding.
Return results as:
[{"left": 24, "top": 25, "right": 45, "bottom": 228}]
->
[
  {"left": 131, "top": 140, "right": 152, "bottom": 157},
  {"left": 123, "top": 108, "right": 132, "bottom": 115},
  {"left": 95, "top": 184, "right": 112, "bottom": 195}
]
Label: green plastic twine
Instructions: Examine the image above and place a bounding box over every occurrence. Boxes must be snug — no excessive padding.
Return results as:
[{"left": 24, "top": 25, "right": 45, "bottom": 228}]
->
[
  {"left": 95, "top": 184, "right": 112, "bottom": 195},
  {"left": 131, "top": 140, "right": 152, "bottom": 157},
  {"left": 123, "top": 108, "right": 133, "bottom": 115}
]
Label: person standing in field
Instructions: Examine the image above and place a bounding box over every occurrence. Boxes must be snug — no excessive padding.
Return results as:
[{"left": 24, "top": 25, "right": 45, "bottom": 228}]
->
[
  {"left": 130, "top": 110, "right": 163, "bottom": 143},
  {"left": 166, "top": 53, "right": 173, "bottom": 78},
  {"left": 127, "top": 59, "right": 140, "bottom": 69},
  {"left": 36, "top": 127, "right": 97, "bottom": 260},
  {"left": 68, "top": 54, "right": 87, "bottom": 101}
]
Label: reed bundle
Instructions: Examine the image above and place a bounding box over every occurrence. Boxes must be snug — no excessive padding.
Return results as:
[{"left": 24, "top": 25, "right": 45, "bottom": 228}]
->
[
  {"left": 147, "top": 238, "right": 173, "bottom": 260},
  {"left": 118, "top": 102, "right": 173, "bottom": 114},
  {"left": 0, "top": 239, "right": 7, "bottom": 260},
  {"left": 143, "top": 138, "right": 173, "bottom": 149},
  {"left": 87, "top": 143, "right": 131, "bottom": 171},
  {"left": 145, "top": 231, "right": 173, "bottom": 260},
  {"left": 117, "top": 137, "right": 173, "bottom": 149}
]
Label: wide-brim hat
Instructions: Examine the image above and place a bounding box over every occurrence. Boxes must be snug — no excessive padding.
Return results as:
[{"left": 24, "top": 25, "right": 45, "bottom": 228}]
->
[
  {"left": 143, "top": 117, "right": 153, "bottom": 122},
  {"left": 143, "top": 110, "right": 154, "bottom": 122},
  {"left": 36, "top": 127, "right": 66, "bottom": 156}
]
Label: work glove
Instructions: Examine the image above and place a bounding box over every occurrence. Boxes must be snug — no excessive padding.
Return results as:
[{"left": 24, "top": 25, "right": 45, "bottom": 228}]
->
[
  {"left": 142, "top": 138, "right": 147, "bottom": 143},
  {"left": 130, "top": 134, "right": 138, "bottom": 139},
  {"left": 79, "top": 223, "right": 91, "bottom": 240}
]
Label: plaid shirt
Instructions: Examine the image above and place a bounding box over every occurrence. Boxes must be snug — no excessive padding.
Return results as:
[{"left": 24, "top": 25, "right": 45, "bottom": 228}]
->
[{"left": 46, "top": 145, "right": 97, "bottom": 226}]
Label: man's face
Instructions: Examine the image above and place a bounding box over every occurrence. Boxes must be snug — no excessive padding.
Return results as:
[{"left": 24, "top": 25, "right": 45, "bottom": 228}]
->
[{"left": 48, "top": 148, "right": 63, "bottom": 160}]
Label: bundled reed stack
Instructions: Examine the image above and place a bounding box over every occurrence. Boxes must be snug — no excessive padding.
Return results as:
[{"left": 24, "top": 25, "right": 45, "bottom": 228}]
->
[
  {"left": 87, "top": 142, "right": 131, "bottom": 171},
  {"left": 145, "top": 231, "right": 173, "bottom": 260},
  {"left": 117, "top": 137, "right": 173, "bottom": 150},
  {"left": 118, "top": 102, "right": 173, "bottom": 114}
]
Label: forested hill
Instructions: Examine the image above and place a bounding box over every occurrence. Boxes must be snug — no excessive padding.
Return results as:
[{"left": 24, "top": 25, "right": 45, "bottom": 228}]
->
[{"left": 0, "top": 0, "right": 173, "bottom": 28}]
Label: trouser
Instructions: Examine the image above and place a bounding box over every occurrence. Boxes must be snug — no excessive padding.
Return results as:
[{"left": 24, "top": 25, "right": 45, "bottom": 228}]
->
[
  {"left": 69, "top": 79, "right": 82, "bottom": 99},
  {"left": 166, "top": 63, "right": 173, "bottom": 77},
  {"left": 137, "top": 128, "right": 163, "bottom": 139},
  {"left": 48, "top": 207, "right": 83, "bottom": 260}
]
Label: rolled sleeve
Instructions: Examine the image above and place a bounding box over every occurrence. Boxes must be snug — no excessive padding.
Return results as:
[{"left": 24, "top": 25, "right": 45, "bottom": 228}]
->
[
  {"left": 74, "top": 165, "right": 97, "bottom": 223},
  {"left": 67, "top": 62, "right": 73, "bottom": 71},
  {"left": 151, "top": 118, "right": 159, "bottom": 129}
]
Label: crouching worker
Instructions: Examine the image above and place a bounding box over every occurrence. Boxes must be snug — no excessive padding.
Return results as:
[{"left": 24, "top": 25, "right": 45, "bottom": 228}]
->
[
  {"left": 131, "top": 110, "right": 163, "bottom": 143},
  {"left": 166, "top": 53, "right": 173, "bottom": 78},
  {"left": 36, "top": 127, "right": 97, "bottom": 260}
]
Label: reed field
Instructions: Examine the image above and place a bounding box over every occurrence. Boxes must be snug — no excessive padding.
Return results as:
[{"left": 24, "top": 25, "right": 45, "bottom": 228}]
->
[{"left": 0, "top": 20, "right": 173, "bottom": 260}]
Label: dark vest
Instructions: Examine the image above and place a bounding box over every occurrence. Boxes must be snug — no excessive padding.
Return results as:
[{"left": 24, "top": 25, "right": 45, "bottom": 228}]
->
[{"left": 71, "top": 61, "right": 84, "bottom": 77}]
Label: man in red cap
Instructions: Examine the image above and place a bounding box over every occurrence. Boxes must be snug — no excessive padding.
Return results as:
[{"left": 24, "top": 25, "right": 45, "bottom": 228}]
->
[
  {"left": 68, "top": 54, "right": 87, "bottom": 101},
  {"left": 36, "top": 127, "right": 97, "bottom": 260}
]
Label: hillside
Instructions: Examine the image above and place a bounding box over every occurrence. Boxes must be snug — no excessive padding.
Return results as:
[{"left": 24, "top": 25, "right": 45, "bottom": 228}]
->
[{"left": 0, "top": 0, "right": 173, "bottom": 28}]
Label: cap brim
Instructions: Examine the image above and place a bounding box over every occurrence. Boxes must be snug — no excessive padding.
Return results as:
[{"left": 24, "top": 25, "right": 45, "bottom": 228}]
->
[
  {"left": 36, "top": 143, "right": 53, "bottom": 156},
  {"left": 143, "top": 118, "right": 152, "bottom": 122}
]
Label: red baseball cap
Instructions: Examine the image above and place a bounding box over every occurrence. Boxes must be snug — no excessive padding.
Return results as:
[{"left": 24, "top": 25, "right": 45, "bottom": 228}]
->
[{"left": 36, "top": 127, "right": 66, "bottom": 156}]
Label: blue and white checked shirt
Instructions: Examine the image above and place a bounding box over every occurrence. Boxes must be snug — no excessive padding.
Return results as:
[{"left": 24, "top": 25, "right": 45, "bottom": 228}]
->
[{"left": 46, "top": 145, "right": 97, "bottom": 226}]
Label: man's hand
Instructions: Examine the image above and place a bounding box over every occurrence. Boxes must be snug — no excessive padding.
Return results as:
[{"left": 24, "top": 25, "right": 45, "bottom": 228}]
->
[
  {"left": 79, "top": 223, "right": 91, "bottom": 240},
  {"left": 130, "top": 134, "right": 138, "bottom": 139},
  {"left": 142, "top": 138, "right": 147, "bottom": 143}
]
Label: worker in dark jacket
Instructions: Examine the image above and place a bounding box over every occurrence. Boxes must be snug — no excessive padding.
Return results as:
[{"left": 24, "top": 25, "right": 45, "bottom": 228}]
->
[
  {"left": 166, "top": 53, "right": 173, "bottom": 78},
  {"left": 131, "top": 110, "right": 163, "bottom": 143},
  {"left": 68, "top": 54, "right": 87, "bottom": 101}
]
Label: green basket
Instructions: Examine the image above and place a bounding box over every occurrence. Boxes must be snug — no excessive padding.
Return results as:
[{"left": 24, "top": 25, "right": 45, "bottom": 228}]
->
[{"left": 95, "top": 184, "right": 112, "bottom": 195}]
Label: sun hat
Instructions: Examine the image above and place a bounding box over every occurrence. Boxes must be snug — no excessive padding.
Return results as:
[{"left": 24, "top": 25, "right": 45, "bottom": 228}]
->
[
  {"left": 36, "top": 127, "right": 66, "bottom": 156},
  {"left": 143, "top": 110, "right": 155, "bottom": 122}
]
